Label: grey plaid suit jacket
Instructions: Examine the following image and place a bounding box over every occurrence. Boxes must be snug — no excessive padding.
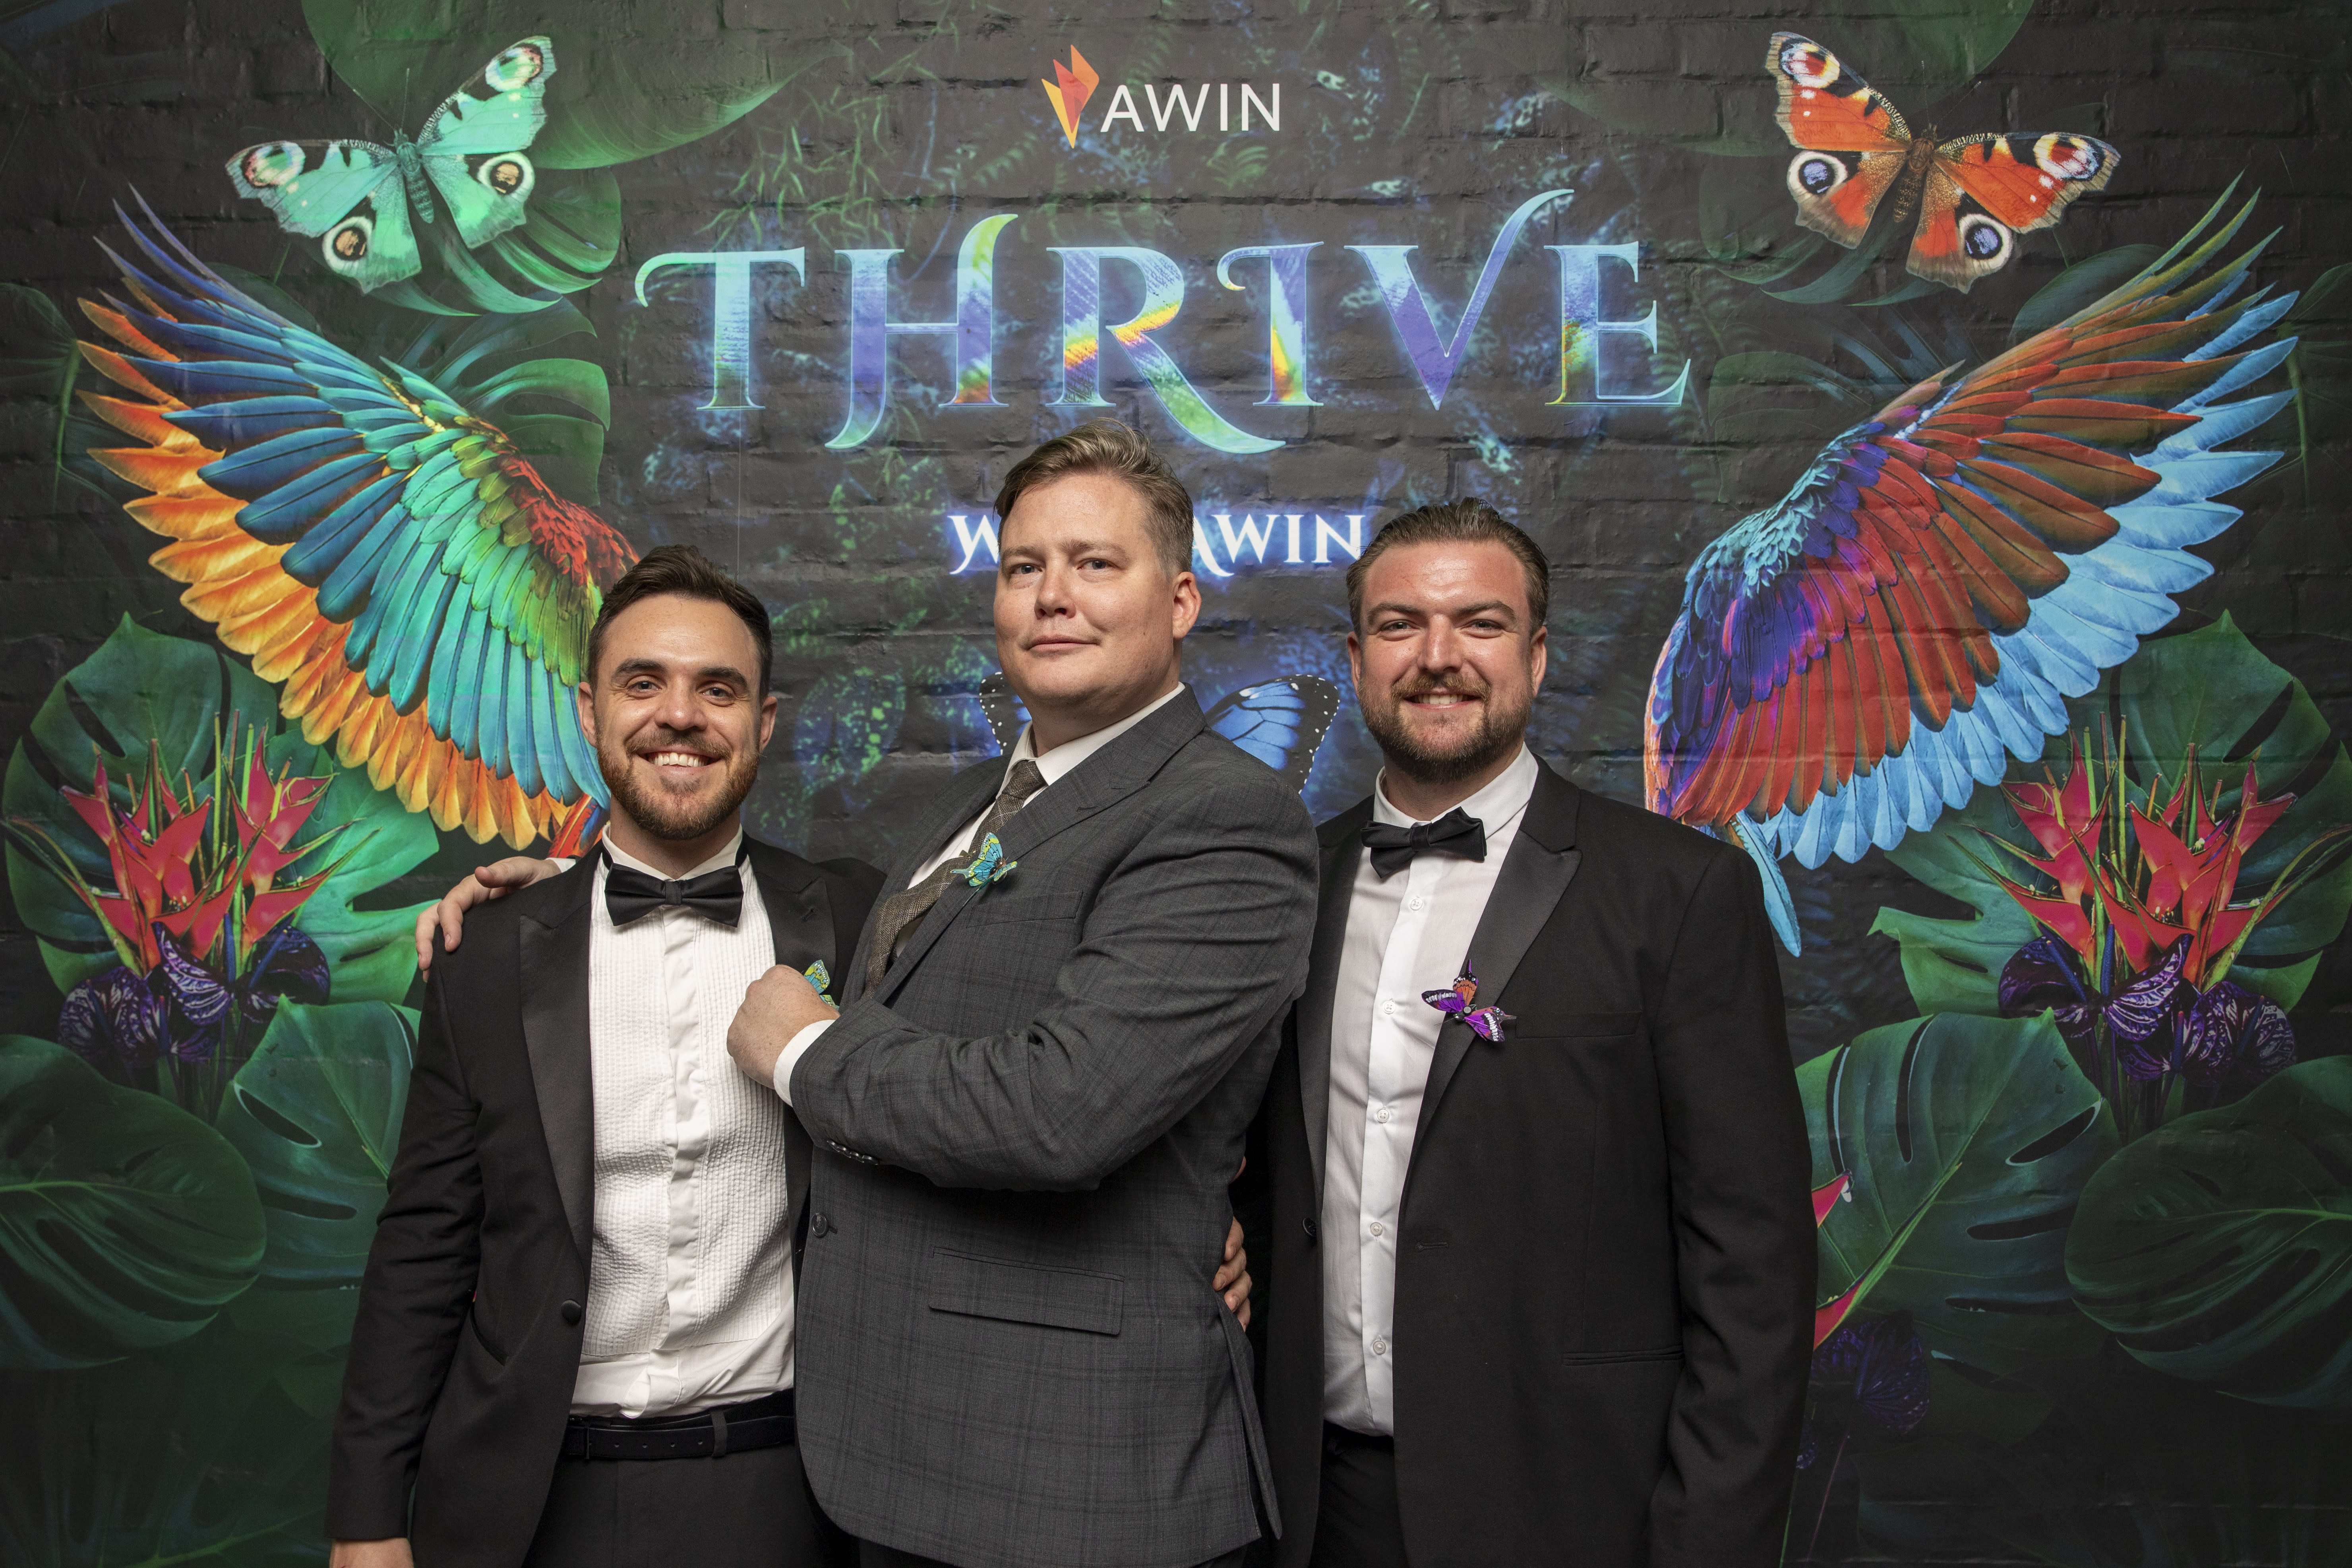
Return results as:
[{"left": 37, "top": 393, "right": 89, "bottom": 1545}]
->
[{"left": 788, "top": 688, "right": 1319, "bottom": 1568}]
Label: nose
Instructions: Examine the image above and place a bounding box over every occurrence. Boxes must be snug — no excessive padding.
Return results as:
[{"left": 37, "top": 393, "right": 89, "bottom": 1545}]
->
[
  {"left": 1420, "top": 616, "right": 1466, "bottom": 673},
  {"left": 1033, "top": 558, "right": 1074, "bottom": 616},
  {"left": 654, "top": 677, "right": 704, "bottom": 731}
]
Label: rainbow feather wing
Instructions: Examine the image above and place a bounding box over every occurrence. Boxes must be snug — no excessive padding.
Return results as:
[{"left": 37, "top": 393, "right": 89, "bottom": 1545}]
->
[
  {"left": 75, "top": 202, "right": 634, "bottom": 846},
  {"left": 1645, "top": 196, "right": 2294, "bottom": 895}
]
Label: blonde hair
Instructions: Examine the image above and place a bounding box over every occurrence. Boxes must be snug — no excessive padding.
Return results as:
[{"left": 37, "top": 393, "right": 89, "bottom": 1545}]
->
[{"left": 993, "top": 419, "right": 1194, "bottom": 577}]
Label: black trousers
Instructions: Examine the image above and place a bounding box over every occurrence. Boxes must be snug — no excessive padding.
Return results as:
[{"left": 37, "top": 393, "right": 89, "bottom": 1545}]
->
[
  {"left": 858, "top": 1542, "right": 1249, "bottom": 1568},
  {"left": 524, "top": 1436, "right": 848, "bottom": 1567},
  {"left": 1307, "top": 1424, "right": 1409, "bottom": 1568}
]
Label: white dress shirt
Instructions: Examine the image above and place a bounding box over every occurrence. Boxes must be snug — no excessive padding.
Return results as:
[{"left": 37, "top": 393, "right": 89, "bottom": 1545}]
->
[
  {"left": 772, "top": 682, "right": 1187, "bottom": 1104},
  {"left": 1322, "top": 746, "right": 1540, "bottom": 1434},
  {"left": 572, "top": 831, "right": 798, "bottom": 1417}
]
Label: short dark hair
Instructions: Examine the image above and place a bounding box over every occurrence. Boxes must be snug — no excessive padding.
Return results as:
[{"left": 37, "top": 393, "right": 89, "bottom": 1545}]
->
[
  {"left": 993, "top": 418, "right": 1194, "bottom": 577},
  {"left": 1345, "top": 500, "right": 1551, "bottom": 634},
  {"left": 587, "top": 544, "right": 772, "bottom": 693}
]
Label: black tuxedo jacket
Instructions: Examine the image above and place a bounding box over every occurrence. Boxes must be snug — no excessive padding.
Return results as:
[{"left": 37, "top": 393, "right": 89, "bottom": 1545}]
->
[
  {"left": 326, "top": 837, "right": 883, "bottom": 1566},
  {"left": 1251, "top": 761, "right": 1814, "bottom": 1568}
]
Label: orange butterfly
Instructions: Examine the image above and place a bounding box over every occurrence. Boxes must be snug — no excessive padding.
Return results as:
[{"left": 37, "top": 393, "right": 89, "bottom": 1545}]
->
[{"left": 1767, "top": 33, "right": 2119, "bottom": 292}]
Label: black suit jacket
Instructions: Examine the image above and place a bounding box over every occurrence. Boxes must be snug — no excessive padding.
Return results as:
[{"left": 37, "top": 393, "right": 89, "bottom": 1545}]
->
[
  {"left": 327, "top": 837, "right": 883, "bottom": 1566},
  {"left": 1251, "top": 761, "right": 1814, "bottom": 1568}
]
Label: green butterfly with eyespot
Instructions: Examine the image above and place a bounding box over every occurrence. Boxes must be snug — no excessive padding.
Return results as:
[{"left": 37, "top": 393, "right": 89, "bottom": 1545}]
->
[{"left": 225, "top": 36, "right": 556, "bottom": 293}]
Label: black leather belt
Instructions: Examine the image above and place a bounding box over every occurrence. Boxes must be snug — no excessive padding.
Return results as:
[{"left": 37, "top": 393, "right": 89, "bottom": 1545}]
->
[
  {"left": 1324, "top": 1420, "right": 1395, "bottom": 1454},
  {"left": 561, "top": 1388, "right": 796, "bottom": 1461}
]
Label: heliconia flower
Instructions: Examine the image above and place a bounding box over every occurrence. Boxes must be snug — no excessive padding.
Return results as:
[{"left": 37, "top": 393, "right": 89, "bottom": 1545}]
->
[{"left": 1812, "top": 1173, "right": 1851, "bottom": 1227}]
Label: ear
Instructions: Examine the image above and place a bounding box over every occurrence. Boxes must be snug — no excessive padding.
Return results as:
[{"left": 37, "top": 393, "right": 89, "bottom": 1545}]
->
[
  {"left": 1346, "top": 628, "right": 1365, "bottom": 692},
  {"left": 1527, "top": 623, "right": 1548, "bottom": 690},
  {"left": 1170, "top": 568, "right": 1201, "bottom": 640},
  {"left": 575, "top": 682, "right": 599, "bottom": 748},
  {"left": 757, "top": 690, "right": 779, "bottom": 752}
]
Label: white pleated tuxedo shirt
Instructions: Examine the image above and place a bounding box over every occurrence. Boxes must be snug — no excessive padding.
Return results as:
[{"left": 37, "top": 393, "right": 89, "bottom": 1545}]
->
[
  {"left": 1322, "top": 746, "right": 1539, "bottom": 1434},
  {"left": 571, "top": 831, "right": 796, "bottom": 1417}
]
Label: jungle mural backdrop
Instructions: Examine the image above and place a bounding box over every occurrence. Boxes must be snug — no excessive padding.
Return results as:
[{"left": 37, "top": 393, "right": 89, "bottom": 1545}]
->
[{"left": 2, "top": 0, "right": 2348, "bottom": 1561}]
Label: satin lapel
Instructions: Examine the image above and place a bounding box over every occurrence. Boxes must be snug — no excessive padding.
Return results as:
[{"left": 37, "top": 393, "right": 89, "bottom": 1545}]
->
[
  {"left": 874, "top": 693, "right": 1208, "bottom": 1007},
  {"left": 746, "top": 840, "right": 828, "bottom": 1252},
  {"left": 1300, "top": 805, "right": 1371, "bottom": 1204},
  {"left": 1419, "top": 765, "right": 1585, "bottom": 1132},
  {"left": 518, "top": 864, "right": 598, "bottom": 1270}
]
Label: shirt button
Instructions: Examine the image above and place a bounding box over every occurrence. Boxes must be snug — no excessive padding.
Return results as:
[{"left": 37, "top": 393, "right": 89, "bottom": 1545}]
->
[
  {"left": 1369, "top": 1220, "right": 1385, "bottom": 1238},
  {"left": 1371, "top": 1336, "right": 1389, "bottom": 1356},
  {"left": 1380, "top": 999, "right": 1397, "bottom": 1016},
  {"left": 1407, "top": 896, "right": 1425, "bottom": 911},
  {"left": 1375, "top": 1106, "right": 1395, "bottom": 1124}
]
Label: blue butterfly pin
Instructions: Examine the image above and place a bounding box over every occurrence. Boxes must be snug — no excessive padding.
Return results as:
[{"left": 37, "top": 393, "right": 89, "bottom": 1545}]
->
[
  {"left": 225, "top": 37, "right": 556, "bottom": 292},
  {"left": 1422, "top": 960, "right": 1515, "bottom": 1043},
  {"left": 958, "top": 833, "right": 1017, "bottom": 889},
  {"left": 802, "top": 960, "right": 831, "bottom": 997}
]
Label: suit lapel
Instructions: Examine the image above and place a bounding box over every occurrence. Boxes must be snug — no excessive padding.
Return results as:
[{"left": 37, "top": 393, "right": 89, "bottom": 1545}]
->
[
  {"left": 874, "top": 692, "right": 1208, "bottom": 1007},
  {"left": 746, "top": 838, "right": 833, "bottom": 1252},
  {"left": 842, "top": 762, "right": 1005, "bottom": 1005},
  {"left": 1419, "top": 763, "right": 1584, "bottom": 1131},
  {"left": 1299, "top": 804, "right": 1372, "bottom": 1204},
  {"left": 519, "top": 864, "right": 598, "bottom": 1271}
]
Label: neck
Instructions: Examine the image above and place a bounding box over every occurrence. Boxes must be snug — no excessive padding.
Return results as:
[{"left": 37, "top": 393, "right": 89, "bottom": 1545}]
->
[
  {"left": 1377, "top": 741, "right": 1523, "bottom": 823},
  {"left": 1026, "top": 672, "right": 1181, "bottom": 755},
  {"left": 603, "top": 811, "right": 739, "bottom": 879}
]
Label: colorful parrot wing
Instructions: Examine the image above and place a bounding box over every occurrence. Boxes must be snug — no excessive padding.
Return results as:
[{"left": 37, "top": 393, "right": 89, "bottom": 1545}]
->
[
  {"left": 75, "top": 200, "right": 635, "bottom": 846},
  {"left": 1645, "top": 194, "right": 2295, "bottom": 948}
]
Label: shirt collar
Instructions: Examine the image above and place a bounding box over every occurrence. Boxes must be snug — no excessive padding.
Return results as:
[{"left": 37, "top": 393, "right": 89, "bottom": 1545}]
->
[
  {"left": 602, "top": 828, "right": 745, "bottom": 883},
  {"left": 1004, "top": 682, "right": 1187, "bottom": 790},
  {"left": 1370, "top": 744, "right": 1540, "bottom": 831}
]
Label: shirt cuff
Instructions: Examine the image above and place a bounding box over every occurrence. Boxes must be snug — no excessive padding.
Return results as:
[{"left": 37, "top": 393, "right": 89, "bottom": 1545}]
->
[
  {"left": 773, "top": 1021, "right": 832, "bottom": 1105},
  {"left": 550, "top": 856, "right": 576, "bottom": 873}
]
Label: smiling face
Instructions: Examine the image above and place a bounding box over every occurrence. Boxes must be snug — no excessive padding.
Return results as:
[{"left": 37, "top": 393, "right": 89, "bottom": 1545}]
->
[
  {"left": 577, "top": 592, "right": 778, "bottom": 871},
  {"left": 994, "top": 471, "right": 1200, "bottom": 753},
  {"left": 1349, "top": 539, "right": 1546, "bottom": 801}
]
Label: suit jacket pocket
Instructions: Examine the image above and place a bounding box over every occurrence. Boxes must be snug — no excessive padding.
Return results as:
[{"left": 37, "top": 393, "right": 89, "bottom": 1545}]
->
[
  {"left": 465, "top": 1309, "right": 509, "bottom": 1367},
  {"left": 1559, "top": 1344, "right": 1682, "bottom": 1366},
  {"left": 925, "top": 1250, "right": 1124, "bottom": 1335},
  {"left": 962, "top": 891, "right": 1083, "bottom": 926}
]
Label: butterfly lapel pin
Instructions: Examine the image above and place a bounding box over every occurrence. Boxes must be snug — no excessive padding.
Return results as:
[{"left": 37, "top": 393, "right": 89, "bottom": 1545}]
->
[
  {"left": 1422, "top": 960, "right": 1515, "bottom": 1043},
  {"left": 1767, "top": 32, "right": 2117, "bottom": 291},
  {"left": 802, "top": 960, "right": 831, "bottom": 998},
  {"left": 226, "top": 36, "right": 556, "bottom": 293},
  {"left": 958, "top": 833, "right": 1017, "bottom": 890}
]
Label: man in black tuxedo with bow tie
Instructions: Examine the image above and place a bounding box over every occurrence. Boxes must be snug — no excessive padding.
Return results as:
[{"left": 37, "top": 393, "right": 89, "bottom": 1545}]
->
[
  {"left": 1246, "top": 502, "right": 1815, "bottom": 1567},
  {"left": 327, "top": 547, "right": 885, "bottom": 1568}
]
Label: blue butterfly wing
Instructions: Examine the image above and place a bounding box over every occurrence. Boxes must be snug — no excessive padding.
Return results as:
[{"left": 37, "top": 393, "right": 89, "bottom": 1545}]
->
[
  {"left": 974, "top": 670, "right": 1028, "bottom": 753},
  {"left": 1202, "top": 675, "right": 1342, "bottom": 794}
]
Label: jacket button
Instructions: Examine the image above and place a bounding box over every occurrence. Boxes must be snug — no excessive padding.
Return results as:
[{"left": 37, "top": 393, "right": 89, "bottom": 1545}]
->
[
  {"left": 811, "top": 1212, "right": 830, "bottom": 1238},
  {"left": 1301, "top": 1218, "right": 1318, "bottom": 1242},
  {"left": 560, "top": 1300, "right": 583, "bottom": 1326}
]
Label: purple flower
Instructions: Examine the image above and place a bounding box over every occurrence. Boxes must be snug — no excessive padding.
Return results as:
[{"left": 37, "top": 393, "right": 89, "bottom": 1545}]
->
[
  {"left": 2002, "top": 935, "right": 2190, "bottom": 1062},
  {"left": 58, "top": 965, "right": 163, "bottom": 1086},
  {"left": 151, "top": 918, "right": 331, "bottom": 1066},
  {"left": 1810, "top": 1311, "right": 1930, "bottom": 1436},
  {"left": 2174, "top": 981, "right": 2295, "bottom": 1087}
]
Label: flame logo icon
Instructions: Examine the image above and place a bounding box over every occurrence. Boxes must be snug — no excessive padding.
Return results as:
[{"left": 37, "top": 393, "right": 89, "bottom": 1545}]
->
[{"left": 1040, "top": 46, "right": 1099, "bottom": 148}]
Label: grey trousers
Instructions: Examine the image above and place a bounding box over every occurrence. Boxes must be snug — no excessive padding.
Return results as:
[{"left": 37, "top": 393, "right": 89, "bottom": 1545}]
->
[{"left": 523, "top": 1438, "right": 848, "bottom": 1568}]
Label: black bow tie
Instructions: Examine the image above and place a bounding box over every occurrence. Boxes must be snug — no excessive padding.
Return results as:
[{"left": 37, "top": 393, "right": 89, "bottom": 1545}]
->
[
  {"left": 1361, "top": 808, "right": 1487, "bottom": 879},
  {"left": 603, "top": 846, "right": 746, "bottom": 928}
]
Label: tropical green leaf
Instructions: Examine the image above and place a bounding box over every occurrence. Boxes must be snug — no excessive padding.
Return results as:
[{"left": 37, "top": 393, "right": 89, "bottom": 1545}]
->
[
  {"left": 2068, "top": 1056, "right": 2352, "bottom": 1408},
  {"left": 1872, "top": 616, "right": 2352, "bottom": 1014},
  {"left": 466, "top": 356, "right": 612, "bottom": 424},
  {"left": 2, "top": 618, "right": 436, "bottom": 1004},
  {"left": 0, "top": 1037, "right": 265, "bottom": 1369},
  {"left": 301, "top": 0, "right": 805, "bottom": 170},
  {"left": 500, "top": 412, "right": 606, "bottom": 504},
  {"left": 795, "top": 670, "right": 907, "bottom": 798},
  {"left": 213, "top": 1002, "right": 415, "bottom": 1289},
  {"left": 1802, "top": 1012, "right": 2118, "bottom": 1376},
  {"left": 2009, "top": 244, "right": 2161, "bottom": 343}
]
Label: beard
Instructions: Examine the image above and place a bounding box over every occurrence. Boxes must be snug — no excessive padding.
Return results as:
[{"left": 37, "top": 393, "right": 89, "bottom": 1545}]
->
[
  {"left": 598, "top": 730, "right": 761, "bottom": 842},
  {"left": 1359, "top": 671, "right": 1532, "bottom": 788}
]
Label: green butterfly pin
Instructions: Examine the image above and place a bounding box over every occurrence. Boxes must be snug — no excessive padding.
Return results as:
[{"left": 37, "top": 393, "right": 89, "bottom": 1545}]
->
[
  {"left": 958, "top": 834, "right": 1016, "bottom": 889},
  {"left": 225, "top": 36, "right": 556, "bottom": 292}
]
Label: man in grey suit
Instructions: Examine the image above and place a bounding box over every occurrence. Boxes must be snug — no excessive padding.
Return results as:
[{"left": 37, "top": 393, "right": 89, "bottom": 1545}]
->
[{"left": 724, "top": 420, "right": 1320, "bottom": 1568}]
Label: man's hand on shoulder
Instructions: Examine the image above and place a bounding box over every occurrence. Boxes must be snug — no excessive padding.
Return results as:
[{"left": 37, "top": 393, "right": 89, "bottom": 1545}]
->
[
  {"left": 727, "top": 965, "right": 840, "bottom": 1087},
  {"left": 1216, "top": 1215, "right": 1253, "bottom": 1330},
  {"left": 329, "top": 1540, "right": 413, "bottom": 1568},
  {"left": 414, "top": 857, "right": 563, "bottom": 973}
]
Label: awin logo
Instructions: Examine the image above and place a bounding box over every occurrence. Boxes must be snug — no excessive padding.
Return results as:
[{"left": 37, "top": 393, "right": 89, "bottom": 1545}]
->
[{"left": 1041, "top": 48, "right": 1100, "bottom": 149}]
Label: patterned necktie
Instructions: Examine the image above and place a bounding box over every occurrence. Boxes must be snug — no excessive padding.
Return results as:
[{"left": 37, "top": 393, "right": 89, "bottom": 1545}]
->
[{"left": 865, "top": 759, "right": 1048, "bottom": 993}]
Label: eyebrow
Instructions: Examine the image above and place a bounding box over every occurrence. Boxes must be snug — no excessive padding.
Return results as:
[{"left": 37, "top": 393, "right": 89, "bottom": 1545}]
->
[
  {"left": 1002, "top": 537, "right": 1128, "bottom": 561},
  {"left": 1365, "top": 598, "right": 1519, "bottom": 623},
  {"left": 610, "top": 658, "right": 751, "bottom": 687}
]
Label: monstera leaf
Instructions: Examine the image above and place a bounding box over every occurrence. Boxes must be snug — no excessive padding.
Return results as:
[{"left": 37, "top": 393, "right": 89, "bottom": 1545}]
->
[
  {"left": 0, "top": 1037, "right": 264, "bottom": 1369},
  {"left": 3, "top": 618, "right": 436, "bottom": 1003},
  {"left": 2068, "top": 1056, "right": 2352, "bottom": 1408},
  {"left": 1802, "top": 1012, "right": 2118, "bottom": 1376},
  {"left": 1873, "top": 616, "right": 2352, "bottom": 1015},
  {"left": 214, "top": 1001, "right": 416, "bottom": 1290},
  {"left": 302, "top": 0, "right": 812, "bottom": 170}
]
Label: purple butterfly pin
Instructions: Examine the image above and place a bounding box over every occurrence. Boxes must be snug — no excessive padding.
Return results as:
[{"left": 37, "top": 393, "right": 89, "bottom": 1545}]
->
[{"left": 1421, "top": 960, "right": 1515, "bottom": 1043}]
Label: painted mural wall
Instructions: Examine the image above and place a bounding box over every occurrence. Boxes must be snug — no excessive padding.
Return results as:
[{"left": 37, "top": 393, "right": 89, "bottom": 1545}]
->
[{"left": 2, "top": 0, "right": 2348, "bottom": 1561}]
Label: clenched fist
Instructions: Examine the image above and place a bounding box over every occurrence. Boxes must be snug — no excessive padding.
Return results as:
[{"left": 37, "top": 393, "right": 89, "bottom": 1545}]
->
[{"left": 726, "top": 964, "right": 840, "bottom": 1088}]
